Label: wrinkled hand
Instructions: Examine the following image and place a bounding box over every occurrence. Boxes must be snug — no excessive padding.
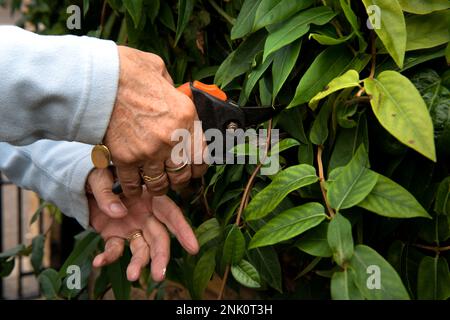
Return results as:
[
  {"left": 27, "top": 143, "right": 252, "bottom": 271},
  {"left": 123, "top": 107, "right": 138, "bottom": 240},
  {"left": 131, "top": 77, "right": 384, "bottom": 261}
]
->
[
  {"left": 87, "top": 168, "right": 199, "bottom": 282},
  {"left": 104, "top": 46, "right": 207, "bottom": 199}
]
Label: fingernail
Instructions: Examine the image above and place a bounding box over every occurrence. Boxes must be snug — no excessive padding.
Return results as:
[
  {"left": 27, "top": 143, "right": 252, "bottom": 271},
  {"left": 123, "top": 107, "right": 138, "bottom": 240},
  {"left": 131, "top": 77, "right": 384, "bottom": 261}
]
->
[
  {"left": 110, "top": 202, "right": 127, "bottom": 215},
  {"left": 162, "top": 268, "right": 166, "bottom": 278}
]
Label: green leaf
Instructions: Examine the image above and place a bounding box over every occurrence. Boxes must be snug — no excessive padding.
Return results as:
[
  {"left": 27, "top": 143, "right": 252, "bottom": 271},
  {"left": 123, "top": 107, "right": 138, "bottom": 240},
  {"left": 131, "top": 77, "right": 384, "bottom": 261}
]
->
[
  {"left": 175, "top": 0, "right": 195, "bottom": 45},
  {"left": 289, "top": 45, "right": 354, "bottom": 108},
  {"left": 358, "top": 172, "right": 431, "bottom": 219},
  {"left": 446, "top": 43, "right": 450, "bottom": 65},
  {"left": 405, "top": 11, "right": 450, "bottom": 51},
  {"left": 365, "top": 71, "right": 436, "bottom": 161},
  {"left": 192, "top": 248, "right": 217, "bottom": 299},
  {"left": 295, "top": 223, "right": 332, "bottom": 258},
  {"left": 327, "top": 145, "right": 378, "bottom": 211},
  {"left": 309, "top": 32, "right": 354, "bottom": 46},
  {"left": 362, "top": 0, "right": 406, "bottom": 68},
  {"left": 327, "top": 213, "right": 354, "bottom": 267},
  {"left": 410, "top": 69, "right": 450, "bottom": 156},
  {"left": 253, "top": 0, "right": 314, "bottom": 32},
  {"left": 309, "top": 100, "right": 332, "bottom": 145},
  {"left": 247, "top": 246, "right": 282, "bottom": 292},
  {"left": 159, "top": 0, "right": 176, "bottom": 31},
  {"left": 230, "top": 0, "right": 262, "bottom": 40},
  {"left": 215, "top": 30, "right": 267, "bottom": 88},
  {"left": 83, "top": 0, "right": 89, "bottom": 16},
  {"left": 38, "top": 269, "right": 61, "bottom": 300},
  {"left": 309, "top": 70, "right": 360, "bottom": 110},
  {"left": 230, "top": 259, "right": 261, "bottom": 288},
  {"left": 58, "top": 231, "right": 101, "bottom": 278},
  {"left": 249, "top": 203, "right": 326, "bottom": 249},
  {"left": 148, "top": 0, "right": 160, "bottom": 23},
  {"left": 244, "top": 54, "right": 274, "bottom": 99},
  {"left": 0, "top": 244, "right": 26, "bottom": 259},
  {"left": 435, "top": 177, "right": 450, "bottom": 216},
  {"left": 331, "top": 269, "right": 364, "bottom": 300},
  {"left": 349, "top": 245, "right": 410, "bottom": 300},
  {"left": 195, "top": 218, "right": 221, "bottom": 247},
  {"left": 93, "top": 268, "right": 109, "bottom": 299},
  {"left": 339, "top": 0, "right": 367, "bottom": 51},
  {"left": 106, "top": 251, "right": 131, "bottom": 300},
  {"left": 123, "top": 0, "right": 143, "bottom": 28},
  {"left": 417, "top": 256, "right": 450, "bottom": 300},
  {"left": 263, "top": 6, "right": 336, "bottom": 61},
  {"left": 398, "top": 0, "right": 450, "bottom": 14},
  {"left": 0, "top": 258, "right": 15, "bottom": 277},
  {"left": 270, "top": 138, "right": 300, "bottom": 156},
  {"left": 272, "top": 39, "right": 301, "bottom": 101},
  {"left": 222, "top": 225, "right": 246, "bottom": 265},
  {"left": 31, "top": 234, "right": 45, "bottom": 273},
  {"left": 245, "top": 164, "right": 318, "bottom": 221}
]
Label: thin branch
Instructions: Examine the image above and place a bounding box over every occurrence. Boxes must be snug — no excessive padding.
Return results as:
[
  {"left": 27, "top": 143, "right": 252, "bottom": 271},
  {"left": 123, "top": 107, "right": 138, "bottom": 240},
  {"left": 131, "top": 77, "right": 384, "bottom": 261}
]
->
[
  {"left": 414, "top": 244, "right": 450, "bottom": 253},
  {"left": 369, "top": 32, "right": 376, "bottom": 79},
  {"left": 344, "top": 96, "right": 371, "bottom": 106},
  {"left": 317, "top": 145, "right": 335, "bottom": 218},
  {"left": 208, "top": 0, "right": 236, "bottom": 26},
  {"left": 218, "top": 120, "right": 273, "bottom": 299}
]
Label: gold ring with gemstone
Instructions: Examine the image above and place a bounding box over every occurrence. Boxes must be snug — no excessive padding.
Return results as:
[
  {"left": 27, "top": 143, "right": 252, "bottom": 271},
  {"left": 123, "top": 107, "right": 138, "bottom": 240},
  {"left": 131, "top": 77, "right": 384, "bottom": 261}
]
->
[
  {"left": 127, "top": 230, "right": 143, "bottom": 242},
  {"left": 91, "top": 144, "right": 111, "bottom": 169},
  {"left": 165, "top": 159, "right": 189, "bottom": 173},
  {"left": 141, "top": 171, "right": 166, "bottom": 182}
]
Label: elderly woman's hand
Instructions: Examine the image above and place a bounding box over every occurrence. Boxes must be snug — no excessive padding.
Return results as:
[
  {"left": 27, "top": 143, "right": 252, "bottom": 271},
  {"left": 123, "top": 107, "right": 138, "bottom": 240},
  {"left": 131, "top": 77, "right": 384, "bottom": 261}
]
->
[{"left": 86, "top": 168, "right": 199, "bottom": 282}]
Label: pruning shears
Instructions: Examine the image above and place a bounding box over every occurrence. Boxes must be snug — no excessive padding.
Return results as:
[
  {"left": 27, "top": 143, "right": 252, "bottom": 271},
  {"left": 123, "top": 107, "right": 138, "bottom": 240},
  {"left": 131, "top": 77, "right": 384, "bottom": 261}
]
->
[{"left": 111, "top": 81, "right": 281, "bottom": 194}]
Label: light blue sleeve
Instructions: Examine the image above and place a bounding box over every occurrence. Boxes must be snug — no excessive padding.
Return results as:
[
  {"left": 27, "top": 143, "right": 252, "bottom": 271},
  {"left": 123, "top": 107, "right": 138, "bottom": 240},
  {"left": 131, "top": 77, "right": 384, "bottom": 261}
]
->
[
  {"left": 0, "top": 26, "right": 119, "bottom": 146},
  {"left": 0, "top": 140, "right": 95, "bottom": 228}
]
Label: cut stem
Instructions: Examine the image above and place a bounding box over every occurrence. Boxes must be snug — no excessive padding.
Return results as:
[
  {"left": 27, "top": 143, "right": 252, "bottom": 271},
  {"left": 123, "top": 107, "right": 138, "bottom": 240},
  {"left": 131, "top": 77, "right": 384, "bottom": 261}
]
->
[{"left": 317, "top": 145, "right": 335, "bottom": 218}]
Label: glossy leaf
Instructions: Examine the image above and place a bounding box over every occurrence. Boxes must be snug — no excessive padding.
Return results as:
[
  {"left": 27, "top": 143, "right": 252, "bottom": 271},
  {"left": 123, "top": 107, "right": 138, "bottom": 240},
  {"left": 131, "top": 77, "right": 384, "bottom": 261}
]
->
[
  {"left": 247, "top": 246, "right": 282, "bottom": 292},
  {"left": 253, "top": 0, "right": 314, "bottom": 32},
  {"left": 38, "top": 269, "right": 61, "bottom": 300},
  {"left": 417, "top": 256, "right": 450, "bottom": 300},
  {"left": 222, "top": 225, "right": 246, "bottom": 265},
  {"left": 244, "top": 54, "right": 274, "bottom": 99},
  {"left": 230, "top": 259, "right": 261, "bottom": 288},
  {"left": 175, "top": 0, "right": 195, "bottom": 45},
  {"left": 272, "top": 39, "right": 302, "bottom": 101},
  {"left": 245, "top": 164, "right": 318, "bottom": 221},
  {"left": 296, "top": 223, "right": 332, "bottom": 258},
  {"left": 327, "top": 145, "right": 378, "bottom": 211},
  {"left": 215, "top": 30, "right": 267, "bottom": 88},
  {"left": 0, "top": 244, "right": 26, "bottom": 259},
  {"left": 434, "top": 177, "right": 450, "bottom": 216},
  {"left": 195, "top": 218, "right": 221, "bottom": 247},
  {"left": 159, "top": 1, "right": 176, "bottom": 31},
  {"left": 362, "top": 0, "right": 406, "bottom": 68},
  {"left": 309, "top": 70, "right": 360, "bottom": 109},
  {"left": 192, "top": 248, "right": 217, "bottom": 299},
  {"left": 327, "top": 213, "right": 354, "bottom": 267},
  {"left": 364, "top": 71, "right": 436, "bottom": 161},
  {"left": 310, "top": 100, "right": 333, "bottom": 145},
  {"left": 106, "top": 250, "right": 131, "bottom": 300},
  {"left": 289, "top": 45, "right": 353, "bottom": 108},
  {"left": 350, "top": 245, "right": 410, "bottom": 300},
  {"left": 231, "top": 0, "right": 262, "bottom": 40},
  {"left": 31, "top": 234, "right": 45, "bottom": 273},
  {"left": 249, "top": 202, "right": 326, "bottom": 249},
  {"left": 339, "top": 0, "right": 367, "bottom": 51},
  {"left": 358, "top": 172, "right": 431, "bottom": 219},
  {"left": 405, "top": 11, "right": 450, "bottom": 51},
  {"left": 309, "top": 32, "right": 354, "bottom": 46},
  {"left": 123, "top": 0, "right": 143, "bottom": 28},
  {"left": 331, "top": 269, "right": 364, "bottom": 300},
  {"left": 398, "top": 0, "right": 450, "bottom": 14},
  {"left": 263, "top": 6, "right": 336, "bottom": 61}
]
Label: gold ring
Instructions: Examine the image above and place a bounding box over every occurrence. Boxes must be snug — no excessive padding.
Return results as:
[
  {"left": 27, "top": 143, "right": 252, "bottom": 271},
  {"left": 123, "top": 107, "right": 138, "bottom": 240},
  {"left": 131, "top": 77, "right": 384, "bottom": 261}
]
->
[
  {"left": 127, "top": 230, "right": 143, "bottom": 242},
  {"left": 91, "top": 144, "right": 111, "bottom": 169},
  {"left": 166, "top": 159, "right": 189, "bottom": 173},
  {"left": 141, "top": 171, "right": 166, "bottom": 182}
]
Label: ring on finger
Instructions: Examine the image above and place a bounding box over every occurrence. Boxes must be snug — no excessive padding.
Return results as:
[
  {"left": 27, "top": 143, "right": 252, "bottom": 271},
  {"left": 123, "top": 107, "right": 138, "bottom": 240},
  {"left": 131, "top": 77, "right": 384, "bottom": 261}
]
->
[
  {"left": 165, "top": 159, "right": 189, "bottom": 173},
  {"left": 141, "top": 171, "right": 165, "bottom": 182},
  {"left": 127, "top": 230, "right": 143, "bottom": 242}
]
